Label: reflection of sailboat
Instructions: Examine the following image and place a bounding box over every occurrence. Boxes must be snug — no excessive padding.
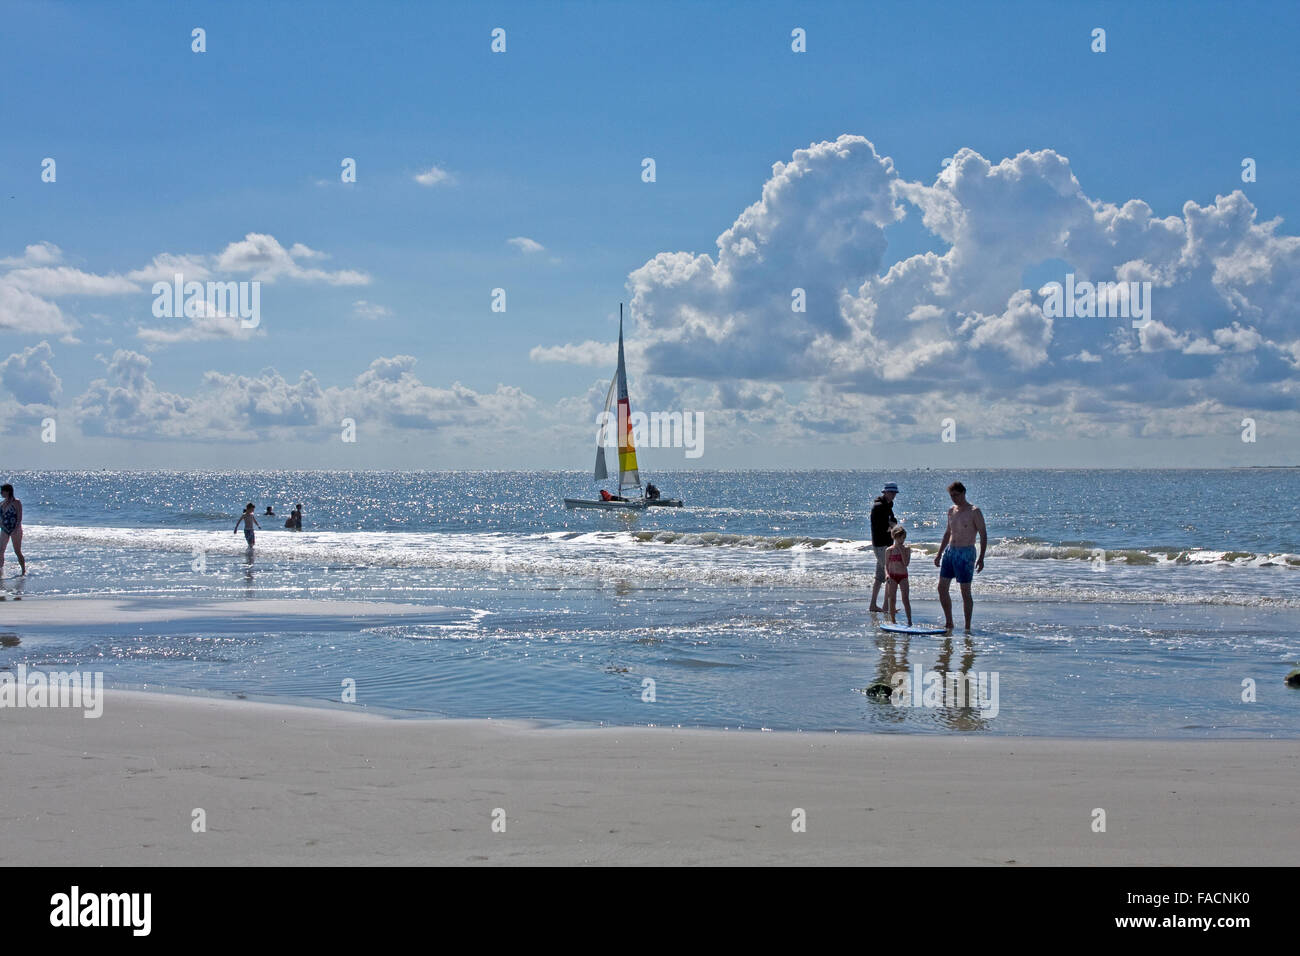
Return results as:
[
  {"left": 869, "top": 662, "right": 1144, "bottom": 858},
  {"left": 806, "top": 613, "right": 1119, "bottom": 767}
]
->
[{"left": 564, "top": 305, "right": 683, "bottom": 511}]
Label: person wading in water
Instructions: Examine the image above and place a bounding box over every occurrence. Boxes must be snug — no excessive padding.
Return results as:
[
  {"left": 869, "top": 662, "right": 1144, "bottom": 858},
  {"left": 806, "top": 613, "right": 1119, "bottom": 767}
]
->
[{"left": 0, "top": 484, "right": 26, "bottom": 575}]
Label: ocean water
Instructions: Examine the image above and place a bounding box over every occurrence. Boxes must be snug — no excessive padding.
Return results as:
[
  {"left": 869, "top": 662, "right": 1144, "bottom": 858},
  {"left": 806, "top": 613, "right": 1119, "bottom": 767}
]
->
[{"left": 2, "top": 469, "right": 1298, "bottom": 737}]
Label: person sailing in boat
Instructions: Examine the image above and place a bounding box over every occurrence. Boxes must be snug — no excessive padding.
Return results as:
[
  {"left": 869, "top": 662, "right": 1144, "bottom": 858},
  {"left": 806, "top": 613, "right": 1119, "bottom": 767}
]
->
[
  {"left": 600, "top": 489, "right": 630, "bottom": 502},
  {"left": 645, "top": 482, "right": 661, "bottom": 501}
]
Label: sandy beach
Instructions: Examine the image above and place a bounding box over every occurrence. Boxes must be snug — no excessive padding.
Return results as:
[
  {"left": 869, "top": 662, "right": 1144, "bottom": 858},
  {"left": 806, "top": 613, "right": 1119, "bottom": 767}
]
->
[{"left": 1, "top": 689, "right": 1295, "bottom": 866}]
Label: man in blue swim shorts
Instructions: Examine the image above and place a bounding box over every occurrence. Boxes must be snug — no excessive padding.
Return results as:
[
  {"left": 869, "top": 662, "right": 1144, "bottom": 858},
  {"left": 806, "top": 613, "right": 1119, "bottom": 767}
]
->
[{"left": 934, "top": 481, "right": 987, "bottom": 632}]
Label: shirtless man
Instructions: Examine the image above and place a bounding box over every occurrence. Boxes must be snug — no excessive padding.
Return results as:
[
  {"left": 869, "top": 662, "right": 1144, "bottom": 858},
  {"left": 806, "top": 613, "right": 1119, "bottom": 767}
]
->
[{"left": 933, "top": 481, "right": 987, "bottom": 632}]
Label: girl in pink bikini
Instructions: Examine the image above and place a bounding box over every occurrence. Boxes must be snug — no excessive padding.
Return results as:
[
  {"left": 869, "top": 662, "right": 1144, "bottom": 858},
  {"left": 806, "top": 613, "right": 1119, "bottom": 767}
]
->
[{"left": 883, "top": 525, "right": 911, "bottom": 626}]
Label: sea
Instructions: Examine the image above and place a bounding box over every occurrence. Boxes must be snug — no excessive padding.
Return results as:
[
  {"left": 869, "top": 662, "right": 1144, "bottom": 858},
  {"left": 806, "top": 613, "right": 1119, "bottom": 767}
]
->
[{"left": 2, "top": 469, "right": 1297, "bottom": 737}]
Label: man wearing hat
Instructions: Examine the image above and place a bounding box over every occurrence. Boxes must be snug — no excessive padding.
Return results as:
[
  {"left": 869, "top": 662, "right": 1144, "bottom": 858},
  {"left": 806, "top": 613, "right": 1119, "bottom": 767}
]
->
[{"left": 869, "top": 482, "right": 900, "bottom": 612}]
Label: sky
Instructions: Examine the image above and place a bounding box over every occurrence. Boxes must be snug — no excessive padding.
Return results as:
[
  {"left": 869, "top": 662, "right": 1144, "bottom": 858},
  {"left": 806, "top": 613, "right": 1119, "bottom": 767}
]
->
[{"left": 2, "top": 0, "right": 1298, "bottom": 471}]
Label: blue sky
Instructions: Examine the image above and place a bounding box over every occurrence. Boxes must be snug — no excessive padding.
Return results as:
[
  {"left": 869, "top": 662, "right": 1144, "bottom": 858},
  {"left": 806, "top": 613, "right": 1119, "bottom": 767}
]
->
[{"left": 2, "top": 0, "right": 1298, "bottom": 469}]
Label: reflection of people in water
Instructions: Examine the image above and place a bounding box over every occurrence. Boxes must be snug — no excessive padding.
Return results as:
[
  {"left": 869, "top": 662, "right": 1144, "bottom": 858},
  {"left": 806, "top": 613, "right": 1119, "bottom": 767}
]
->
[
  {"left": 869, "top": 632, "right": 992, "bottom": 731},
  {"left": 869, "top": 630, "right": 911, "bottom": 723},
  {"left": 645, "top": 483, "right": 661, "bottom": 501},
  {"left": 599, "top": 490, "right": 629, "bottom": 502},
  {"left": 928, "top": 634, "right": 991, "bottom": 731}
]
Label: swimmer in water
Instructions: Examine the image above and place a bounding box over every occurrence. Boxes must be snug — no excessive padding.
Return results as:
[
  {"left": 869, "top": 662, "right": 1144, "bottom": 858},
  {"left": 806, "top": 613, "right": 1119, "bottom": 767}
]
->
[{"left": 234, "top": 503, "right": 260, "bottom": 548}]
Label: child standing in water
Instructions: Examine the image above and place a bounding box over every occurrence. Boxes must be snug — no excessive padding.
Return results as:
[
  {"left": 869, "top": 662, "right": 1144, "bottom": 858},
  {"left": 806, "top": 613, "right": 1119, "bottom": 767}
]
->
[
  {"left": 0, "top": 484, "right": 26, "bottom": 575},
  {"left": 234, "top": 503, "right": 260, "bottom": 548},
  {"left": 883, "top": 525, "right": 911, "bottom": 626}
]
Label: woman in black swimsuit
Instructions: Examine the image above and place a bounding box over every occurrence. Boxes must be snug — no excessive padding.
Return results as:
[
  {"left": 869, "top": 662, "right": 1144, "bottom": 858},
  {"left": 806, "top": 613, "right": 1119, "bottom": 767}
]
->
[{"left": 0, "top": 483, "right": 26, "bottom": 575}]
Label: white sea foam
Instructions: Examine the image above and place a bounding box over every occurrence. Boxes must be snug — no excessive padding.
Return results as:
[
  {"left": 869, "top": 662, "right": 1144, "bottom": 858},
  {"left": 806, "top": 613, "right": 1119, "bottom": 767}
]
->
[{"left": 25, "top": 523, "right": 1300, "bottom": 610}]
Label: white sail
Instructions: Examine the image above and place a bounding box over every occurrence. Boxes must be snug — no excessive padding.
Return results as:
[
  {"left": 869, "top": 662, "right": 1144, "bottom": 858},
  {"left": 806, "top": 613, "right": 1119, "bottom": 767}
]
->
[{"left": 593, "top": 374, "right": 617, "bottom": 480}]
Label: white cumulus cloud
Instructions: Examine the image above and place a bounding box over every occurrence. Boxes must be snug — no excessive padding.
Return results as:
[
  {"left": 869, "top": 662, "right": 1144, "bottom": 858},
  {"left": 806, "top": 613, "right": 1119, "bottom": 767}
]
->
[
  {"left": 0, "top": 340, "right": 62, "bottom": 405},
  {"left": 414, "top": 165, "right": 454, "bottom": 187},
  {"left": 213, "top": 233, "right": 369, "bottom": 285},
  {"left": 352, "top": 300, "right": 391, "bottom": 320},
  {"left": 526, "top": 135, "right": 1300, "bottom": 444}
]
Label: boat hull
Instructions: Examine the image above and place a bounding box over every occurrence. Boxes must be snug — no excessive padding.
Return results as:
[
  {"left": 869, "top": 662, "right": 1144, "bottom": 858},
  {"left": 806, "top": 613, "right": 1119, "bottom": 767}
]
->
[
  {"left": 563, "top": 498, "right": 684, "bottom": 510},
  {"left": 564, "top": 497, "right": 645, "bottom": 510}
]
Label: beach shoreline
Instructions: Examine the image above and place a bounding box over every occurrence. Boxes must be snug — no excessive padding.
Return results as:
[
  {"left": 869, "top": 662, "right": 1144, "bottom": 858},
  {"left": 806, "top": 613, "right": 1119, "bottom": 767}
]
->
[
  {"left": 1, "top": 689, "right": 1295, "bottom": 866},
  {"left": 4, "top": 593, "right": 1297, "bottom": 736}
]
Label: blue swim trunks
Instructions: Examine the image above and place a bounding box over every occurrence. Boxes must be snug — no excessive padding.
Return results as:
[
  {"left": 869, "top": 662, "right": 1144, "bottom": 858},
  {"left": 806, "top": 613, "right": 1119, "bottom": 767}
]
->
[{"left": 939, "top": 545, "right": 976, "bottom": 584}]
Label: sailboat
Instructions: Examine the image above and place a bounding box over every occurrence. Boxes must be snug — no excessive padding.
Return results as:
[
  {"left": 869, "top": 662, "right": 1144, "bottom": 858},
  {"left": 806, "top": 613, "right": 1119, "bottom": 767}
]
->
[{"left": 563, "top": 305, "right": 683, "bottom": 511}]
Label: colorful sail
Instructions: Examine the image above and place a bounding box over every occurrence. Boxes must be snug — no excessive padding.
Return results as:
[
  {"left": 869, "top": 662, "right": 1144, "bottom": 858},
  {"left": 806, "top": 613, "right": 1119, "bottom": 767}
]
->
[
  {"left": 614, "top": 308, "right": 640, "bottom": 492},
  {"left": 564, "top": 302, "right": 684, "bottom": 510}
]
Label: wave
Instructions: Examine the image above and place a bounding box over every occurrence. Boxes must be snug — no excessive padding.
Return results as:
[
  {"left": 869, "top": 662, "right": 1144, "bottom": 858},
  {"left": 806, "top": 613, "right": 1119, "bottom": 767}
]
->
[
  {"left": 630, "top": 530, "right": 848, "bottom": 550},
  {"left": 627, "top": 529, "right": 1300, "bottom": 568},
  {"left": 32, "top": 524, "right": 1300, "bottom": 568},
  {"left": 23, "top": 524, "right": 1300, "bottom": 609},
  {"left": 989, "top": 540, "right": 1300, "bottom": 568}
]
